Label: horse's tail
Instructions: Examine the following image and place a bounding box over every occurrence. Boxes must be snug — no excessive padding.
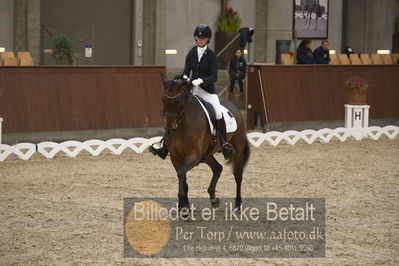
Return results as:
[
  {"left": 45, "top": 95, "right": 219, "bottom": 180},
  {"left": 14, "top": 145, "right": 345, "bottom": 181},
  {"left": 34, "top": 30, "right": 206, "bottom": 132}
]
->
[
  {"left": 226, "top": 136, "right": 250, "bottom": 167},
  {"left": 242, "top": 137, "right": 251, "bottom": 168}
]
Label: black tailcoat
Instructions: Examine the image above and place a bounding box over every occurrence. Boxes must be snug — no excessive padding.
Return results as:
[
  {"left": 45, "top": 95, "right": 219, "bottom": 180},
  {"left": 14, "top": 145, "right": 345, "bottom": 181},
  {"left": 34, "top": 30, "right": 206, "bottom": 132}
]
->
[{"left": 183, "top": 46, "right": 218, "bottom": 94}]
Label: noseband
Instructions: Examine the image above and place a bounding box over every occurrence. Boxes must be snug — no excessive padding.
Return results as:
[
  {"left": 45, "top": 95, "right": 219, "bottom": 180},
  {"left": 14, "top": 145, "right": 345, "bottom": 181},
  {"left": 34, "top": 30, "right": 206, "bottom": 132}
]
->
[{"left": 162, "top": 85, "right": 193, "bottom": 134}]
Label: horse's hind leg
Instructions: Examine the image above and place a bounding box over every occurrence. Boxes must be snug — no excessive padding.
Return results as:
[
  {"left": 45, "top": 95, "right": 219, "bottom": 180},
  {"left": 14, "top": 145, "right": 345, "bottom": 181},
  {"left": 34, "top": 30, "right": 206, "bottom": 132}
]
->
[
  {"left": 230, "top": 139, "right": 245, "bottom": 209},
  {"left": 232, "top": 159, "right": 243, "bottom": 209},
  {"left": 204, "top": 155, "right": 223, "bottom": 208}
]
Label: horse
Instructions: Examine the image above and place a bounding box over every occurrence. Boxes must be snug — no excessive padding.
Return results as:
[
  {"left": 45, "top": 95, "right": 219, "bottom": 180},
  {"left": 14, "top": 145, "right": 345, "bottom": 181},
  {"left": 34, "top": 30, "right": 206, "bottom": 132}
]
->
[
  {"left": 159, "top": 74, "right": 250, "bottom": 212},
  {"left": 301, "top": 0, "right": 322, "bottom": 30}
]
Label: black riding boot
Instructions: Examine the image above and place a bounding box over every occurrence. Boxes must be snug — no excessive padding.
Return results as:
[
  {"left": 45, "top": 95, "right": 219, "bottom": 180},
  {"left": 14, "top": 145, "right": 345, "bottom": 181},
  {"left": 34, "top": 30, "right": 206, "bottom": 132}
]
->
[
  {"left": 149, "top": 143, "right": 169, "bottom": 160},
  {"left": 216, "top": 116, "right": 235, "bottom": 160}
]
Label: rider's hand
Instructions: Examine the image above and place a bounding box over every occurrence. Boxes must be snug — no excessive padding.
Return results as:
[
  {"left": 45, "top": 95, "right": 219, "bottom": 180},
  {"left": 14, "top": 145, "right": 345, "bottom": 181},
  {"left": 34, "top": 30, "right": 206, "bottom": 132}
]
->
[
  {"left": 174, "top": 74, "right": 183, "bottom": 80},
  {"left": 183, "top": 75, "right": 190, "bottom": 82},
  {"left": 192, "top": 78, "right": 203, "bottom": 87}
]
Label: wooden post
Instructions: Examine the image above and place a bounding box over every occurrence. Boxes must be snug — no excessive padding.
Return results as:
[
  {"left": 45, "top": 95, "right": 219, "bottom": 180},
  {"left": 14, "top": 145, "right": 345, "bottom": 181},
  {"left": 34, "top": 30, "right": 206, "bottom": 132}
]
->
[
  {"left": 0, "top": 117, "right": 3, "bottom": 145},
  {"left": 221, "top": 0, "right": 228, "bottom": 11}
]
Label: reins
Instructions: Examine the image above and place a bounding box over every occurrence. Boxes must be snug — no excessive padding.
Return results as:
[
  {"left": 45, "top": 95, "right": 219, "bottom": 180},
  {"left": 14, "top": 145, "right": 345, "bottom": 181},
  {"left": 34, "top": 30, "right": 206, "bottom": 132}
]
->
[{"left": 164, "top": 88, "right": 185, "bottom": 99}]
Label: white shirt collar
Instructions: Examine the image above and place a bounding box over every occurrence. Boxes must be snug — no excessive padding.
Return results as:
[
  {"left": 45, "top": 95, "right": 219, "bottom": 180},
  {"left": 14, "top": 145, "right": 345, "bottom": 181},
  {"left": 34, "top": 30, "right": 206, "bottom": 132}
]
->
[
  {"left": 197, "top": 44, "right": 207, "bottom": 53},
  {"left": 197, "top": 45, "right": 207, "bottom": 62}
]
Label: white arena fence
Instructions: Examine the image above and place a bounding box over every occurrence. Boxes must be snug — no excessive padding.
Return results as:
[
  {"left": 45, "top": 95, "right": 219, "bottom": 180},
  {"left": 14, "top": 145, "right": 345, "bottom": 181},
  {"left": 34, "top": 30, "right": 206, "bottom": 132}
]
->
[{"left": 0, "top": 126, "right": 398, "bottom": 161}]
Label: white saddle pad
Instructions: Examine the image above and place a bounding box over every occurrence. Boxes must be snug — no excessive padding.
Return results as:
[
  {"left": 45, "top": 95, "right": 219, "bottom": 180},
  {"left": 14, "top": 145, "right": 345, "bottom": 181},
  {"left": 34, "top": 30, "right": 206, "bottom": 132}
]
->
[{"left": 194, "top": 96, "right": 237, "bottom": 135}]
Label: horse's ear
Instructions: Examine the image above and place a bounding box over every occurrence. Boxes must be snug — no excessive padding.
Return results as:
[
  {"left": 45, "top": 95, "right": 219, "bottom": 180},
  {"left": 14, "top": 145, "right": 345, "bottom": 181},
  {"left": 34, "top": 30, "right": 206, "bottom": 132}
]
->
[{"left": 160, "top": 73, "right": 168, "bottom": 89}]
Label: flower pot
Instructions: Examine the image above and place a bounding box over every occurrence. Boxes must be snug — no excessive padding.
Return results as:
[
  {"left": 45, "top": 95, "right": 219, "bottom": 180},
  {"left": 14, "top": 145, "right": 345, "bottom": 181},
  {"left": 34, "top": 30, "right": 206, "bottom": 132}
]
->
[
  {"left": 215, "top": 31, "right": 240, "bottom": 69},
  {"left": 347, "top": 86, "right": 367, "bottom": 105}
]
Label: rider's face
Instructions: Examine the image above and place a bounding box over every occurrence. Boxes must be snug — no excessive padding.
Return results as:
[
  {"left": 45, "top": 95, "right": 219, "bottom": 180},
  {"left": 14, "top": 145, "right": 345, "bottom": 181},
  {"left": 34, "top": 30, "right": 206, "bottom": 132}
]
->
[{"left": 195, "top": 37, "right": 209, "bottom": 47}]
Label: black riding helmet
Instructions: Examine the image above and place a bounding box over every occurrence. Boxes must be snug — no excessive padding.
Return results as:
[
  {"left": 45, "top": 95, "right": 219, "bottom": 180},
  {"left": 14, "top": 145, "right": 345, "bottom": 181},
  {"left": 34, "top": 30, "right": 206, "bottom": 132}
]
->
[{"left": 194, "top": 24, "right": 212, "bottom": 41}]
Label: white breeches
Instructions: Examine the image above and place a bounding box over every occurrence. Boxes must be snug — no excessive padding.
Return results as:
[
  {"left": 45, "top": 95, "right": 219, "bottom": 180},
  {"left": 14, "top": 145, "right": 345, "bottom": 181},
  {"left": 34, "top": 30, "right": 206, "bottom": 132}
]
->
[{"left": 192, "top": 86, "right": 223, "bottom": 119}]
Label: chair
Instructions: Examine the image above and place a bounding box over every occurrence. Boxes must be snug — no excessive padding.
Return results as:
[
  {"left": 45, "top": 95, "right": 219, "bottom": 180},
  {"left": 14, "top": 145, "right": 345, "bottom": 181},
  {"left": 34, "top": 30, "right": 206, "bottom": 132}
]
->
[
  {"left": 17, "top": 51, "right": 32, "bottom": 60},
  {"left": 18, "top": 52, "right": 34, "bottom": 66},
  {"left": 371, "top": 53, "right": 383, "bottom": 64},
  {"left": 360, "top": 54, "right": 372, "bottom": 64},
  {"left": 330, "top": 54, "right": 339, "bottom": 64},
  {"left": 3, "top": 56, "right": 18, "bottom": 66},
  {"left": 392, "top": 54, "right": 399, "bottom": 64},
  {"left": 350, "top": 54, "right": 362, "bottom": 65},
  {"left": 281, "top": 54, "right": 293, "bottom": 65},
  {"left": 0, "top": 51, "right": 15, "bottom": 65},
  {"left": 19, "top": 55, "right": 34, "bottom": 66},
  {"left": 382, "top": 54, "right": 393, "bottom": 64},
  {"left": 338, "top": 54, "right": 350, "bottom": 65}
]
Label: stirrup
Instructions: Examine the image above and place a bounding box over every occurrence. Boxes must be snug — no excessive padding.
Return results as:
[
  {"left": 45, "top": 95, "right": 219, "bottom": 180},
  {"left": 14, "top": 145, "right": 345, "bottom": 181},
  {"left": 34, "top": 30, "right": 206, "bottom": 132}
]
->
[{"left": 221, "top": 143, "right": 234, "bottom": 160}]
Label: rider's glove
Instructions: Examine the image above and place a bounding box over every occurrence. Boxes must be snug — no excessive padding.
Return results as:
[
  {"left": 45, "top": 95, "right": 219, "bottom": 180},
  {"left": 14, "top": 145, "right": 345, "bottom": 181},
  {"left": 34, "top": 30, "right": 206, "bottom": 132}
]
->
[
  {"left": 192, "top": 78, "right": 203, "bottom": 87},
  {"left": 183, "top": 75, "right": 190, "bottom": 82}
]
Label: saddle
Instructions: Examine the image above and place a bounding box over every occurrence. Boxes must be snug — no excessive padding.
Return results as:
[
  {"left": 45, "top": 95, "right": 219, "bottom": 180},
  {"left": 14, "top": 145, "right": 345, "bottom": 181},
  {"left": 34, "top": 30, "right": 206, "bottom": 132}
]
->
[{"left": 194, "top": 96, "right": 237, "bottom": 135}]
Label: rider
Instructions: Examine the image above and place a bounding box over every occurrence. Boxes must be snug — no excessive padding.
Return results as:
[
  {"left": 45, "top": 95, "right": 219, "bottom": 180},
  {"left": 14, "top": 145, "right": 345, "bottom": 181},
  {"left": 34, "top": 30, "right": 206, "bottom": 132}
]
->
[{"left": 149, "top": 24, "right": 234, "bottom": 160}]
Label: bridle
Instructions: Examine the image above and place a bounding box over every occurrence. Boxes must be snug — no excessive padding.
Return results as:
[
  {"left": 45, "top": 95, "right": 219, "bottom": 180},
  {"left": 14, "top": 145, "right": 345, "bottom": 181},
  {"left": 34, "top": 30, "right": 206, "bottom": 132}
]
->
[{"left": 162, "top": 84, "right": 193, "bottom": 134}]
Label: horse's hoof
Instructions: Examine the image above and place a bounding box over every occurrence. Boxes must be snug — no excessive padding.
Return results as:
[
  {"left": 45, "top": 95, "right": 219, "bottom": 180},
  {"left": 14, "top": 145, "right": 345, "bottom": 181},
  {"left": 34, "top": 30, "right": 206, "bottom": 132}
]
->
[
  {"left": 235, "top": 199, "right": 242, "bottom": 210},
  {"left": 178, "top": 207, "right": 191, "bottom": 219},
  {"left": 210, "top": 198, "right": 220, "bottom": 208}
]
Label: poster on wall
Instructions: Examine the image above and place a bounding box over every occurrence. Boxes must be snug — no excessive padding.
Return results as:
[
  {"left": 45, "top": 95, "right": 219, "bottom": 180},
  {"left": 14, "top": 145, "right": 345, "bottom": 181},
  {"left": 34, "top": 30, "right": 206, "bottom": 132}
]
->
[{"left": 293, "top": 0, "right": 329, "bottom": 39}]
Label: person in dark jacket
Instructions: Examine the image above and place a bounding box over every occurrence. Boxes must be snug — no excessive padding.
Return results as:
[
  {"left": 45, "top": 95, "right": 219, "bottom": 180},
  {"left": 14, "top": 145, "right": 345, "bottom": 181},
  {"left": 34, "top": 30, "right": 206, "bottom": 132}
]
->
[
  {"left": 149, "top": 24, "right": 234, "bottom": 160},
  {"left": 229, "top": 49, "right": 247, "bottom": 100},
  {"left": 296, "top": 39, "right": 316, "bottom": 64},
  {"left": 313, "top": 39, "right": 331, "bottom": 64}
]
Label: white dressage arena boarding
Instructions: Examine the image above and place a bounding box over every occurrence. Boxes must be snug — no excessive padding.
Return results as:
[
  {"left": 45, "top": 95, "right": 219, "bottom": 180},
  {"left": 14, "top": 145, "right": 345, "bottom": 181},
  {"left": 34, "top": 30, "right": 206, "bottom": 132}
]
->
[{"left": 0, "top": 126, "right": 398, "bottom": 161}]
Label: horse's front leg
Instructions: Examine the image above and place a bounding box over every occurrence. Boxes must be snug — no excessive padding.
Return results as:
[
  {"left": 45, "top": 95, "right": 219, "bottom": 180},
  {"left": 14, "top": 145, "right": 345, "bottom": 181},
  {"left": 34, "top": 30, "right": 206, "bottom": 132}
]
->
[
  {"left": 175, "top": 158, "right": 197, "bottom": 212},
  {"left": 204, "top": 155, "right": 223, "bottom": 208},
  {"left": 176, "top": 164, "right": 189, "bottom": 211}
]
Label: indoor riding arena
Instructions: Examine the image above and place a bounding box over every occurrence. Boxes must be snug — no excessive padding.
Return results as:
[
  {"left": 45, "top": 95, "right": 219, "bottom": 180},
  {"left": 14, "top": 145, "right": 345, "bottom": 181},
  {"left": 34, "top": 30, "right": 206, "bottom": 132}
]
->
[{"left": 1, "top": 0, "right": 398, "bottom": 265}]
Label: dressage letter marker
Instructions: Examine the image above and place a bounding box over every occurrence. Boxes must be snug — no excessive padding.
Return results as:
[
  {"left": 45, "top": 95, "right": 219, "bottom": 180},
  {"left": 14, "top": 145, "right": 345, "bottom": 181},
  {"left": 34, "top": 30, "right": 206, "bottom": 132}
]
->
[{"left": 345, "top": 104, "right": 370, "bottom": 129}]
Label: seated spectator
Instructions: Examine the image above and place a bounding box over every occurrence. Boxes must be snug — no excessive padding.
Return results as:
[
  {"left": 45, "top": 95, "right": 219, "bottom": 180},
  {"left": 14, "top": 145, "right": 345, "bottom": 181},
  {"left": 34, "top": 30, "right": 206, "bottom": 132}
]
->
[
  {"left": 344, "top": 47, "right": 354, "bottom": 58},
  {"left": 313, "top": 39, "right": 331, "bottom": 64},
  {"left": 296, "top": 39, "right": 316, "bottom": 64},
  {"left": 229, "top": 48, "right": 247, "bottom": 100}
]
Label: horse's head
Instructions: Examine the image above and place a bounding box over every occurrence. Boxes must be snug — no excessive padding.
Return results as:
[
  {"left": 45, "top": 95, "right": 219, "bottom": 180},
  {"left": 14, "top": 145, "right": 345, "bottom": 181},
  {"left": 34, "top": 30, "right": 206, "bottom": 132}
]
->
[{"left": 160, "top": 74, "right": 191, "bottom": 132}]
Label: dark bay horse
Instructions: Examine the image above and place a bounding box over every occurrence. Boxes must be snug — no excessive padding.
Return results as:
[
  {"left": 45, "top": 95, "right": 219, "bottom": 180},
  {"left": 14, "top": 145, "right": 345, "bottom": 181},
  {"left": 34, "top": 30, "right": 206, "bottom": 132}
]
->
[{"left": 159, "top": 75, "right": 250, "bottom": 211}]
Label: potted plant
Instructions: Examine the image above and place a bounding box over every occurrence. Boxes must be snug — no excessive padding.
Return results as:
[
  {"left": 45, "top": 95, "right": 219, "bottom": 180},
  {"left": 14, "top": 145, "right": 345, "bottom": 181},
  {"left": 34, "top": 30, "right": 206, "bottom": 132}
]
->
[
  {"left": 215, "top": 7, "right": 241, "bottom": 69},
  {"left": 42, "top": 25, "right": 75, "bottom": 65},
  {"left": 346, "top": 76, "right": 369, "bottom": 105},
  {"left": 53, "top": 35, "right": 75, "bottom": 65}
]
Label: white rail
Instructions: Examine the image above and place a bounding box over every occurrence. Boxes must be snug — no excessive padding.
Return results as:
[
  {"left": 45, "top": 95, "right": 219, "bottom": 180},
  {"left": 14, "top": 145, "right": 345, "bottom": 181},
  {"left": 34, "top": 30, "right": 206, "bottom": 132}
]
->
[{"left": 0, "top": 126, "right": 398, "bottom": 161}]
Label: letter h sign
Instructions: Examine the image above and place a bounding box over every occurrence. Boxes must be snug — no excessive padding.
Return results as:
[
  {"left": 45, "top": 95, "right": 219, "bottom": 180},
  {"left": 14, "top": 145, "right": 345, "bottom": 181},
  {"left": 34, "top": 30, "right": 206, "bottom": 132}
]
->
[{"left": 345, "top": 104, "right": 370, "bottom": 129}]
